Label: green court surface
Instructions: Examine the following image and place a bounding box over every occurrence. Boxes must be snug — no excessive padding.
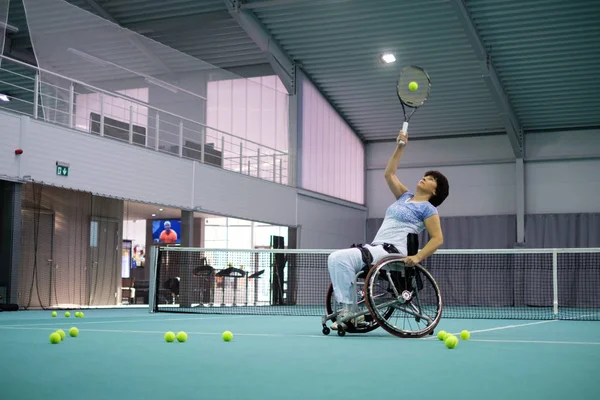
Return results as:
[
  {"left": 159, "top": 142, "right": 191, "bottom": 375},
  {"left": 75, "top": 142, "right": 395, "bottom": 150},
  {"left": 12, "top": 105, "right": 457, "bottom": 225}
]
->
[{"left": 1, "top": 309, "right": 599, "bottom": 400}]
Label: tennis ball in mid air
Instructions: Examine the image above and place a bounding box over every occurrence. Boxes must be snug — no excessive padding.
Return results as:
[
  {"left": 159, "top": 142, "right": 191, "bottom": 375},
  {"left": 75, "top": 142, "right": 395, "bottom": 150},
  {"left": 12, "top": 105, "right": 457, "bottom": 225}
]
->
[
  {"left": 176, "top": 331, "right": 188, "bottom": 343},
  {"left": 49, "top": 332, "right": 61, "bottom": 344},
  {"left": 460, "top": 330, "right": 471, "bottom": 340},
  {"left": 164, "top": 331, "right": 176, "bottom": 342},
  {"left": 222, "top": 331, "right": 233, "bottom": 342},
  {"left": 445, "top": 335, "right": 458, "bottom": 349},
  {"left": 408, "top": 81, "right": 418, "bottom": 91}
]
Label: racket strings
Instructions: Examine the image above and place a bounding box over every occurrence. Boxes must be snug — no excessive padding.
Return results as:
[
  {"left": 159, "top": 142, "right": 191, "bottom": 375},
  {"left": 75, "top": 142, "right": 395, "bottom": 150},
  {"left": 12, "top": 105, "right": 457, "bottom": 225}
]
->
[{"left": 397, "top": 67, "right": 430, "bottom": 107}]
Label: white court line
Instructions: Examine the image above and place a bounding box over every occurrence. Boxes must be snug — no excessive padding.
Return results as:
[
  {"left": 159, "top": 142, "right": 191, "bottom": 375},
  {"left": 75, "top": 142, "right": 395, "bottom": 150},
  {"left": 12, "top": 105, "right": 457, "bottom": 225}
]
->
[
  {"left": 469, "top": 339, "right": 600, "bottom": 346},
  {"left": 1, "top": 326, "right": 599, "bottom": 346},
  {"left": 423, "top": 319, "right": 558, "bottom": 340},
  {"left": 0, "top": 315, "right": 254, "bottom": 328},
  {"left": 0, "top": 325, "right": 327, "bottom": 339}
]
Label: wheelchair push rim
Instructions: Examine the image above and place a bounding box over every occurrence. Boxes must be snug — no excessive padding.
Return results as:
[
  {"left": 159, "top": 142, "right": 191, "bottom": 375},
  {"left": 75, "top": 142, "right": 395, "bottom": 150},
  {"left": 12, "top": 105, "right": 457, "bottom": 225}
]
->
[
  {"left": 325, "top": 282, "right": 394, "bottom": 334},
  {"left": 364, "top": 255, "right": 443, "bottom": 338}
]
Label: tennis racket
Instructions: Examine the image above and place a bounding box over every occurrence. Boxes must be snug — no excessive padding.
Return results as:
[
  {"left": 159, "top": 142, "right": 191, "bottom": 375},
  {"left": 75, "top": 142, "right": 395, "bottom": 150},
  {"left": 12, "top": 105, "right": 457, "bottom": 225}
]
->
[{"left": 396, "top": 65, "right": 431, "bottom": 146}]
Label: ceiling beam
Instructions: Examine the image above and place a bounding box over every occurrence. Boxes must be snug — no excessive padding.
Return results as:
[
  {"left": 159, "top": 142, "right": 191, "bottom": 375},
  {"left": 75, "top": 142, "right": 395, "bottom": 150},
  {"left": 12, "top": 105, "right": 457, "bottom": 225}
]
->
[
  {"left": 224, "top": 0, "right": 296, "bottom": 94},
  {"left": 82, "top": 0, "right": 174, "bottom": 77},
  {"left": 449, "top": 0, "right": 523, "bottom": 158},
  {"left": 240, "top": 0, "right": 312, "bottom": 9}
]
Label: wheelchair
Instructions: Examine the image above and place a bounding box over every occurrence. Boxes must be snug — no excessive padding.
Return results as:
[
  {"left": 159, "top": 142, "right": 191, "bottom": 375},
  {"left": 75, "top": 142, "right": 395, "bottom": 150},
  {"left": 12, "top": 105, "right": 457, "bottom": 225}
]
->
[{"left": 321, "top": 234, "right": 443, "bottom": 338}]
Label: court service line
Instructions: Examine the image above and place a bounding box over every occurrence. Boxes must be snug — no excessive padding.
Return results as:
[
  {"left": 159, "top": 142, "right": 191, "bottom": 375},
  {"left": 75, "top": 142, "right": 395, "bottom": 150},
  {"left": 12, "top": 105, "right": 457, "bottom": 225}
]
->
[
  {"left": 2, "top": 326, "right": 599, "bottom": 346},
  {"left": 423, "top": 319, "right": 558, "bottom": 340},
  {"left": 0, "top": 315, "right": 254, "bottom": 328},
  {"left": 469, "top": 339, "right": 600, "bottom": 346},
  {"left": 0, "top": 325, "right": 328, "bottom": 339}
]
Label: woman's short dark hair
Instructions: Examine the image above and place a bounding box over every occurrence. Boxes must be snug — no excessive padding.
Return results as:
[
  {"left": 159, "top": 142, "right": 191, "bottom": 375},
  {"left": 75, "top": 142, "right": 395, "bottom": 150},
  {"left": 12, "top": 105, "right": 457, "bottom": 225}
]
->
[{"left": 425, "top": 170, "right": 449, "bottom": 207}]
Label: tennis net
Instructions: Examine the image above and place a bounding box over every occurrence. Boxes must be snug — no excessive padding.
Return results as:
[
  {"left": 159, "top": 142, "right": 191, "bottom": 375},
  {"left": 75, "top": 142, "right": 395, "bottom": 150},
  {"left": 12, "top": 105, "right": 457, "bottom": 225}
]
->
[{"left": 149, "top": 247, "right": 600, "bottom": 321}]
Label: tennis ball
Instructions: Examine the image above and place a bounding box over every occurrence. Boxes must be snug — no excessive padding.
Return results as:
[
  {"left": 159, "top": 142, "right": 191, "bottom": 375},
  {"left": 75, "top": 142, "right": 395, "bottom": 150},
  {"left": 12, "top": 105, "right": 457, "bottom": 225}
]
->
[
  {"left": 74, "top": 312, "right": 80, "bottom": 318},
  {"left": 64, "top": 311, "right": 70, "bottom": 318},
  {"left": 55, "top": 329, "right": 66, "bottom": 340},
  {"left": 51, "top": 311, "right": 57, "bottom": 317},
  {"left": 69, "top": 327, "right": 79, "bottom": 337},
  {"left": 442, "top": 332, "right": 452, "bottom": 341},
  {"left": 176, "top": 331, "right": 188, "bottom": 343},
  {"left": 222, "top": 331, "right": 233, "bottom": 342},
  {"left": 49, "top": 332, "right": 61, "bottom": 344},
  {"left": 164, "top": 331, "right": 176, "bottom": 343},
  {"left": 445, "top": 335, "right": 458, "bottom": 349},
  {"left": 460, "top": 330, "right": 470, "bottom": 340},
  {"left": 408, "top": 81, "right": 418, "bottom": 91},
  {"left": 437, "top": 330, "right": 447, "bottom": 341},
  {"left": 79, "top": 312, "right": 84, "bottom": 318}
]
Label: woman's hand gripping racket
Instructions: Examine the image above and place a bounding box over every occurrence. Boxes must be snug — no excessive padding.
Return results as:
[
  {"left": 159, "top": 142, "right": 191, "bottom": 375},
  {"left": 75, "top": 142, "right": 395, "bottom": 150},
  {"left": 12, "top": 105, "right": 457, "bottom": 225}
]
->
[{"left": 396, "top": 66, "right": 431, "bottom": 146}]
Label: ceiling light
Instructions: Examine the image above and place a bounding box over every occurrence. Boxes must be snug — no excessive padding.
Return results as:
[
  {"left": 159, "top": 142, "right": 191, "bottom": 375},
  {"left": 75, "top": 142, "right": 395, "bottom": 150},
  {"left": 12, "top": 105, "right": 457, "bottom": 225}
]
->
[
  {"left": 381, "top": 53, "right": 396, "bottom": 64},
  {"left": 159, "top": 208, "right": 164, "bottom": 211},
  {"left": 152, "top": 214, "right": 156, "bottom": 217}
]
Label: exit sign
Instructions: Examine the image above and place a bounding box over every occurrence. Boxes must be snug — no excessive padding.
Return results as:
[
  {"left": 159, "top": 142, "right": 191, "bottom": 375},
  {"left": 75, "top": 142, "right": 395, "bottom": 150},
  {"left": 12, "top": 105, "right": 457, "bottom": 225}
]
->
[{"left": 56, "top": 162, "right": 70, "bottom": 177}]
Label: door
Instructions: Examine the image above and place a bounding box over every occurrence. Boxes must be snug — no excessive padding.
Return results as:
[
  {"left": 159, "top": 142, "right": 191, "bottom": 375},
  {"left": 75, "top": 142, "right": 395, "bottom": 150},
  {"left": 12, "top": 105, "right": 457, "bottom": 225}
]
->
[
  {"left": 19, "top": 209, "right": 55, "bottom": 309},
  {"left": 87, "top": 218, "right": 120, "bottom": 306}
]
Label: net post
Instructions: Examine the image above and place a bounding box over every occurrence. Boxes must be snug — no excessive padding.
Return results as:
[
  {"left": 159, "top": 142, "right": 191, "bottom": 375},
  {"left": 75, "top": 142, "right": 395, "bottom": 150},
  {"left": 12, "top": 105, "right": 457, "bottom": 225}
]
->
[
  {"left": 148, "top": 245, "right": 159, "bottom": 313},
  {"left": 552, "top": 250, "right": 558, "bottom": 316}
]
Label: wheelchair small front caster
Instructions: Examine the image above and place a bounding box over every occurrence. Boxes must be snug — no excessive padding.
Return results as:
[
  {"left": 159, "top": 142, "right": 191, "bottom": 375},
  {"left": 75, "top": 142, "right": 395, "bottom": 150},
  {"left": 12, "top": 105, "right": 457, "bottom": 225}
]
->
[
  {"left": 322, "top": 327, "right": 331, "bottom": 335},
  {"left": 337, "top": 327, "right": 346, "bottom": 337}
]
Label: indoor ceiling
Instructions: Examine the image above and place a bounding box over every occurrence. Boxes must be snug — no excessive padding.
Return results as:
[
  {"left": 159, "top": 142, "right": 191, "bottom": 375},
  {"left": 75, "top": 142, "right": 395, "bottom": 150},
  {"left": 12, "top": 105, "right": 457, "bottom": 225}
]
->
[{"left": 2, "top": 0, "right": 599, "bottom": 144}]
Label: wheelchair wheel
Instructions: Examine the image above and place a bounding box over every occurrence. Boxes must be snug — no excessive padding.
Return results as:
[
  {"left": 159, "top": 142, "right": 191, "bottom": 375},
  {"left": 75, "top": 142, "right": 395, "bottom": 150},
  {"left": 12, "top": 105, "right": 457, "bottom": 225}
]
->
[
  {"left": 364, "top": 255, "right": 442, "bottom": 338},
  {"left": 325, "top": 281, "right": 393, "bottom": 334}
]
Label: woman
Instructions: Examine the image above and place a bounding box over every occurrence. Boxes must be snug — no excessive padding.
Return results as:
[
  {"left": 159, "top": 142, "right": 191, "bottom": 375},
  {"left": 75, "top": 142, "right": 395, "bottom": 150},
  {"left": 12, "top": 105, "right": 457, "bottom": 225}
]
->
[{"left": 328, "top": 130, "right": 449, "bottom": 328}]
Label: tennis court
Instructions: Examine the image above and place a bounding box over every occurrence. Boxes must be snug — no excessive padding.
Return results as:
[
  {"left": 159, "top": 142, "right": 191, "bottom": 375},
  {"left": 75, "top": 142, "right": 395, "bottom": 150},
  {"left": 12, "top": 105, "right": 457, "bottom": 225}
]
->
[{"left": 1, "top": 308, "right": 599, "bottom": 399}]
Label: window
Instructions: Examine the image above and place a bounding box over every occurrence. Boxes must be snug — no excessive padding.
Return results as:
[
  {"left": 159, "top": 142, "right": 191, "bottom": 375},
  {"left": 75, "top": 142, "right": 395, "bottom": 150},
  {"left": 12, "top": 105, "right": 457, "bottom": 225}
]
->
[{"left": 301, "top": 77, "right": 364, "bottom": 204}]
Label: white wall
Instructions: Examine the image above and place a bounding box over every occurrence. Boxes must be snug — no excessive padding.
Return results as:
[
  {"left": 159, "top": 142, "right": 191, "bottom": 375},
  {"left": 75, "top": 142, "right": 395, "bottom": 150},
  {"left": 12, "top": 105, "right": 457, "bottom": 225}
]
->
[
  {"left": 366, "top": 131, "right": 600, "bottom": 218},
  {"left": 0, "top": 111, "right": 296, "bottom": 227},
  {"left": 0, "top": 111, "right": 367, "bottom": 249},
  {"left": 0, "top": 113, "right": 23, "bottom": 180},
  {"left": 366, "top": 135, "right": 516, "bottom": 218},
  {"left": 296, "top": 191, "right": 366, "bottom": 249}
]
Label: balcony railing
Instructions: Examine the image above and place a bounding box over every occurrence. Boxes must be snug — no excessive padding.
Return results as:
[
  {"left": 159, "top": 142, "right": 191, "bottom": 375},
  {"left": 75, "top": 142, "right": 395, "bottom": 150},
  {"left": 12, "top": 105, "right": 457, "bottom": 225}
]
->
[{"left": 0, "top": 55, "right": 289, "bottom": 185}]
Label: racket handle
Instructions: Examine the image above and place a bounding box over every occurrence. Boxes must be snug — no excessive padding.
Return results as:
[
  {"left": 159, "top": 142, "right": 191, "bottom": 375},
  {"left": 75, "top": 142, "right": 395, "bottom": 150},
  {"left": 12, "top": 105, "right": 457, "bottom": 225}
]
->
[{"left": 397, "top": 122, "right": 409, "bottom": 146}]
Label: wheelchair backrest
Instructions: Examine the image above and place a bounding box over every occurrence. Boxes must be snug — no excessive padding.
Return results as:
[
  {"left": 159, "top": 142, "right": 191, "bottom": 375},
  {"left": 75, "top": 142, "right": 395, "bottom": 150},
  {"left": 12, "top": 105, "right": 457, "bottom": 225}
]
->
[{"left": 407, "top": 234, "right": 419, "bottom": 256}]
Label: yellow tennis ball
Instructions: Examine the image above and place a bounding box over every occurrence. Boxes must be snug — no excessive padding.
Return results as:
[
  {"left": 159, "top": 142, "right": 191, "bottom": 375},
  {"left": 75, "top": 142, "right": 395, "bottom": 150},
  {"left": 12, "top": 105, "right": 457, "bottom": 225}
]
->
[
  {"left": 69, "top": 327, "right": 79, "bottom": 337},
  {"left": 79, "top": 312, "right": 84, "bottom": 318},
  {"left": 437, "top": 330, "right": 447, "bottom": 341},
  {"left": 222, "top": 331, "right": 233, "bottom": 342},
  {"left": 460, "top": 330, "right": 470, "bottom": 340},
  {"left": 64, "top": 311, "right": 70, "bottom": 318},
  {"left": 445, "top": 335, "right": 458, "bottom": 349},
  {"left": 176, "top": 331, "right": 188, "bottom": 343},
  {"left": 164, "top": 331, "right": 176, "bottom": 342},
  {"left": 55, "top": 329, "right": 66, "bottom": 340},
  {"left": 408, "top": 81, "right": 418, "bottom": 91},
  {"left": 51, "top": 311, "right": 57, "bottom": 317},
  {"left": 49, "top": 332, "right": 61, "bottom": 344}
]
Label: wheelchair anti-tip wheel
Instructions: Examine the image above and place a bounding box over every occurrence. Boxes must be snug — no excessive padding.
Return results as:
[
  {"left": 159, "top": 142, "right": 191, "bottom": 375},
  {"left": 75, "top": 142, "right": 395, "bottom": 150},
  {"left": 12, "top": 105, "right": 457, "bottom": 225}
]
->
[{"left": 364, "top": 255, "right": 442, "bottom": 338}]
